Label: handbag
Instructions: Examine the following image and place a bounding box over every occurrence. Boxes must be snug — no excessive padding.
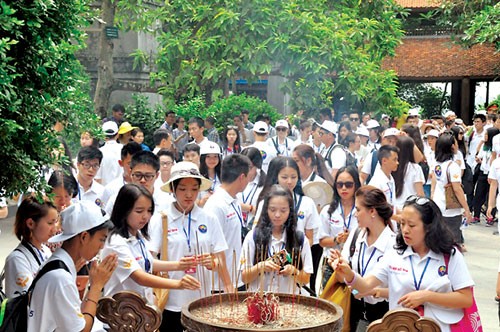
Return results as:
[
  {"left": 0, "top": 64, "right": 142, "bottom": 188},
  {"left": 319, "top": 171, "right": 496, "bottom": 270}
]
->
[
  {"left": 320, "top": 270, "right": 351, "bottom": 332},
  {"left": 444, "top": 254, "right": 483, "bottom": 332},
  {"left": 445, "top": 162, "right": 462, "bottom": 210},
  {"left": 153, "top": 212, "right": 170, "bottom": 311}
]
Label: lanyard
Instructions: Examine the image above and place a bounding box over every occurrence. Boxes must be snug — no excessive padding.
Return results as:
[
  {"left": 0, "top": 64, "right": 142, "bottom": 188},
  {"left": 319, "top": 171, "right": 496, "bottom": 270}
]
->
[
  {"left": 267, "top": 242, "right": 286, "bottom": 259},
  {"left": 230, "top": 202, "right": 244, "bottom": 227},
  {"left": 340, "top": 204, "right": 355, "bottom": 230},
  {"left": 138, "top": 237, "right": 151, "bottom": 272},
  {"left": 309, "top": 172, "right": 316, "bottom": 182},
  {"left": 182, "top": 212, "right": 192, "bottom": 252},
  {"left": 210, "top": 175, "right": 218, "bottom": 191},
  {"left": 360, "top": 242, "right": 377, "bottom": 276},
  {"left": 242, "top": 182, "right": 258, "bottom": 204},
  {"left": 387, "top": 183, "right": 393, "bottom": 202},
  {"left": 34, "top": 247, "right": 45, "bottom": 263},
  {"left": 409, "top": 256, "right": 431, "bottom": 291},
  {"left": 274, "top": 137, "right": 288, "bottom": 155},
  {"left": 293, "top": 193, "right": 303, "bottom": 212}
]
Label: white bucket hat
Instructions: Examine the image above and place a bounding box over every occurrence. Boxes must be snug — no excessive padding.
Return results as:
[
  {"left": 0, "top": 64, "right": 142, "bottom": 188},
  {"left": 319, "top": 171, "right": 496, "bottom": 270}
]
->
[
  {"left": 49, "top": 201, "right": 109, "bottom": 243},
  {"left": 161, "top": 161, "right": 212, "bottom": 193},
  {"left": 319, "top": 120, "right": 337, "bottom": 135}
]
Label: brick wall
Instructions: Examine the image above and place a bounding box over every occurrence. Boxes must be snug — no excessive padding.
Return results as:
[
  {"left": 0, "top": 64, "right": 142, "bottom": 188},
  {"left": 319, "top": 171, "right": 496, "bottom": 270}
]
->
[{"left": 382, "top": 37, "right": 500, "bottom": 79}]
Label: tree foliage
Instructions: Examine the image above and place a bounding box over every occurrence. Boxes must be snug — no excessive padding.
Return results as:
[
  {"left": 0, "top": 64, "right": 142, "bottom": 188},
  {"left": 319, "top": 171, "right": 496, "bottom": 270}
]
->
[
  {"left": 116, "top": 0, "right": 409, "bottom": 116},
  {"left": 0, "top": 0, "right": 97, "bottom": 196},
  {"left": 433, "top": 0, "right": 500, "bottom": 50},
  {"left": 397, "top": 83, "right": 450, "bottom": 118}
]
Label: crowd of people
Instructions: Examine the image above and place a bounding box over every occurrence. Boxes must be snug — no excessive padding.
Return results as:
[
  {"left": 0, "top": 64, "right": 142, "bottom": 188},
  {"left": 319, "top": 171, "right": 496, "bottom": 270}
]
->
[{"left": 4, "top": 101, "right": 500, "bottom": 331}]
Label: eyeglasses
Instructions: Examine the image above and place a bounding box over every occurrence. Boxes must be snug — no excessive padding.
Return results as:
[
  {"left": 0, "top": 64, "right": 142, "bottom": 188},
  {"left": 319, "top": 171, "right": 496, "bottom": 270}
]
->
[
  {"left": 276, "top": 127, "right": 288, "bottom": 132},
  {"left": 131, "top": 172, "right": 156, "bottom": 181},
  {"left": 80, "top": 163, "right": 100, "bottom": 170},
  {"left": 336, "top": 181, "right": 354, "bottom": 189},
  {"left": 349, "top": 117, "right": 359, "bottom": 121},
  {"left": 160, "top": 161, "right": 174, "bottom": 167},
  {"left": 405, "top": 195, "right": 429, "bottom": 206}
]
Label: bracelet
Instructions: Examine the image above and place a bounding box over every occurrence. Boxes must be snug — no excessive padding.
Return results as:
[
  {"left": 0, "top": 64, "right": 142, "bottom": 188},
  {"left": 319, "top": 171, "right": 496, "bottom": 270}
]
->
[
  {"left": 344, "top": 272, "right": 357, "bottom": 286},
  {"left": 85, "top": 298, "right": 98, "bottom": 305},
  {"left": 82, "top": 312, "right": 95, "bottom": 324}
]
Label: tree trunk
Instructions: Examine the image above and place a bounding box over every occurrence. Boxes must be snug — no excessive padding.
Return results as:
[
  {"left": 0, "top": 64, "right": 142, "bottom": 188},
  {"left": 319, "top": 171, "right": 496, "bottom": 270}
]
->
[{"left": 93, "top": 0, "right": 116, "bottom": 119}]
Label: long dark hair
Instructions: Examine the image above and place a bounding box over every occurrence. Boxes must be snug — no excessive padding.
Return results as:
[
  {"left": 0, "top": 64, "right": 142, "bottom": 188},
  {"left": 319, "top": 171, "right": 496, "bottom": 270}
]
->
[
  {"left": 483, "top": 127, "right": 499, "bottom": 151},
  {"left": 395, "top": 196, "right": 457, "bottom": 255},
  {"left": 293, "top": 144, "right": 334, "bottom": 187},
  {"left": 241, "top": 147, "right": 266, "bottom": 187},
  {"left": 327, "top": 166, "right": 361, "bottom": 215},
  {"left": 110, "top": 184, "right": 154, "bottom": 240},
  {"left": 401, "top": 124, "right": 424, "bottom": 154},
  {"left": 394, "top": 136, "right": 416, "bottom": 198},
  {"left": 253, "top": 185, "right": 302, "bottom": 269},
  {"left": 222, "top": 127, "right": 241, "bottom": 153},
  {"left": 450, "top": 126, "right": 466, "bottom": 157},
  {"left": 435, "top": 132, "right": 455, "bottom": 163},
  {"left": 199, "top": 154, "right": 222, "bottom": 180},
  {"left": 355, "top": 186, "right": 393, "bottom": 231},
  {"left": 257, "top": 156, "right": 304, "bottom": 205}
]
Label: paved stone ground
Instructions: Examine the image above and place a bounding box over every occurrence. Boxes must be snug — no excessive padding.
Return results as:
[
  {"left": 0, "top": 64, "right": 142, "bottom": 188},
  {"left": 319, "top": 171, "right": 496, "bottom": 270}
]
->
[{"left": 0, "top": 206, "right": 499, "bottom": 330}]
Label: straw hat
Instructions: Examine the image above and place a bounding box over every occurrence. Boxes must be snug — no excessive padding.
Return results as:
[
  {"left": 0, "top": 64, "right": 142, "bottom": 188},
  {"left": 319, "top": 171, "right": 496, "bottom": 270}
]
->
[
  {"left": 161, "top": 161, "right": 212, "bottom": 193},
  {"left": 302, "top": 182, "right": 333, "bottom": 212}
]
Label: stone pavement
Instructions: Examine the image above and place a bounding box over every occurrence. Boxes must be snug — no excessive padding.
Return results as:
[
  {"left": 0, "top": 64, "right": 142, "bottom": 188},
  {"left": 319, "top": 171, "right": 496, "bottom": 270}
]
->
[{"left": 0, "top": 205, "right": 499, "bottom": 330}]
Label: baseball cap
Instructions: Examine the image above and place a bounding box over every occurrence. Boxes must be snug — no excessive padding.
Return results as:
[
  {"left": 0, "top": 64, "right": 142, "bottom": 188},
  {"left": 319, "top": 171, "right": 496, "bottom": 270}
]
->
[
  {"left": 49, "top": 201, "right": 109, "bottom": 243},
  {"left": 200, "top": 143, "right": 222, "bottom": 155},
  {"left": 366, "top": 120, "right": 380, "bottom": 129},
  {"left": 253, "top": 121, "right": 269, "bottom": 134},
  {"left": 444, "top": 110, "right": 456, "bottom": 119},
  {"left": 355, "top": 127, "right": 369, "bottom": 137},
  {"left": 118, "top": 122, "right": 138, "bottom": 135},
  {"left": 408, "top": 107, "right": 420, "bottom": 117},
  {"left": 425, "top": 129, "right": 440, "bottom": 138},
  {"left": 382, "top": 128, "right": 400, "bottom": 138},
  {"left": 102, "top": 121, "right": 118, "bottom": 136},
  {"left": 320, "top": 120, "right": 337, "bottom": 135},
  {"left": 275, "top": 119, "right": 289, "bottom": 129},
  {"left": 162, "top": 161, "right": 212, "bottom": 193}
]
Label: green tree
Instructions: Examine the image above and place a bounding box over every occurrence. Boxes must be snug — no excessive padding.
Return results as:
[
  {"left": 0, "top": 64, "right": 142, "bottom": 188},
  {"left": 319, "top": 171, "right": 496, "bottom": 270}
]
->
[
  {"left": 116, "top": 0, "right": 409, "bottom": 116},
  {"left": 0, "top": 0, "right": 98, "bottom": 196},
  {"left": 397, "top": 83, "right": 450, "bottom": 118},
  {"left": 433, "top": 0, "right": 500, "bottom": 50}
]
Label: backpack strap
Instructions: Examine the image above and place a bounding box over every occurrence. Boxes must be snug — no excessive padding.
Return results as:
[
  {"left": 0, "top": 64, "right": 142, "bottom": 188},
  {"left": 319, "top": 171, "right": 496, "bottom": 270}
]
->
[
  {"left": 349, "top": 227, "right": 362, "bottom": 267},
  {"left": 18, "top": 241, "right": 42, "bottom": 266},
  {"left": 272, "top": 137, "right": 281, "bottom": 155},
  {"left": 27, "top": 260, "right": 69, "bottom": 305}
]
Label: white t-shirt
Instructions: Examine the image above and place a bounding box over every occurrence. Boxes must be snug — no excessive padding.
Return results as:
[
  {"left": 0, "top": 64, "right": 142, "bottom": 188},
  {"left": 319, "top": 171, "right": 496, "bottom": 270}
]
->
[
  {"left": 361, "top": 149, "right": 380, "bottom": 182},
  {"left": 488, "top": 158, "right": 500, "bottom": 209},
  {"left": 301, "top": 171, "right": 327, "bottom": 187},
  {"left": 105, "top": 188, "right": 174, "bottom": 216},
  {"left": 432, "top": 160, "right": 463, "bottom": 217},
  {"left": 73, "top": 179, "right": 105, "bottom": 208},
  {"left": 95, "top": 141, "right": 123, "bottom": 186},
  {"left": 394, "top": 162, "right": 425, "bottom": 210},
  {"left": 147, "top": 203, "right": 228, "bottom": 312},
  {"left": 4, "top": 242, "right": 51, "bottom": 298},
  {"left": 368, "top": 167, "right": 396, "bottom": 207},
  {"left": 465, "top": 129, "right": 485, "bottom": 169},
  {"left": 27, "top": 248, "right": 85, "bottom": 332},
  {"left": 240, "top": 229, "right": 313, "bottom": 294},
  {"left": 330, "top": 145, "right": 348, "bottom": 170},
  {"left": 477, "top": 149, "right": 492, "bottom": 174},
  {"left": 246, "top": 141, "right": 277, "bottom": 173},
  {"left": 492, "top": 134, "right": 500, "bottom": 156},
  {"left": 370, "top": 247, "right": 474, "bottom": 332},
  {"left": 267, "top": 136, "right": 294, "bottom": 157},
  {"left": 102, "top": 232, "right": 155, "bottom": 304},
  {"left": 424, "top": 144, "right": 435, "bottom": 185},
  {"left": 237, "top": 173, "right": 263, "bottom": 225},
  {"left": 204, "top": 187, "right": 245, "bottom": 289},
  {"left": 318, "top": 203, "right": 358, "bottom": 256},
  {"left": 101, "top": 177, "right": 126, "bottom": 207},
  {"left": 341, "top": 226, "right": 396, "bottom": 304}
]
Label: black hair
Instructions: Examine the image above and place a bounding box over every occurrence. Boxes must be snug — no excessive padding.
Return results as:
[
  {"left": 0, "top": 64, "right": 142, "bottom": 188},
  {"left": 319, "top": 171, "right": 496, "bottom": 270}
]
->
[
  {"left": 435, "top": 132, "right": 455, "bottom": 163},
  {"left": 184, "top": 143, "right": 200, "bottom": 155},
  {"left": 171, "top": 177, "right": 202, "bottom": 193},
  {"left": 253, "top": 185, "right": 302, "bottom": 269},
  {"left": 48, "top": 170, "right": 79, "bottom": 198},
  {"left": 220, "top": 154, "right": 251, "bottom": 183},
  {"left": 241, "top": 109, "right": 250, "bottom": 115},
  {"left": 257, "top": 156, "right": 304, "bottom": 205},
  {"left": 377, "top": 145, "right": 399, "bottom": 165},
  {"left": 401, "top": 124, "right": 424, "bottom": 155},
  {"left": 205, "top": 116, "right": 216, "bottom": 126},
  {"left": 240, "top": 147, "right": 267, "bottom": 187},
  {"left": 112, "top": 104, "right": 125, "bottom": 113},
  {"left": 319, "top": 108, "right": 333, "bottom": 121},
  {"left": 188, "top": 116, "right": 204, "bottom": 128},
  {"left": 153, "top": 129, "right": 170, "bottom": 146},
  {"left": 394, "top": 136, "right": 416, "bottom": 198},
  {"left": 199, "top": 154, "right": 222, "bottom": 181},
  {"left": 110, "top": 184, "right": 153, "bottom": 240},
  {"left": 15, "top": 195, "right": 57, "bottom": 241},
  {"left": 77, "top": 146, "right": 103, "bottom": 164},
  {"left": 472, "top": 113, "right": 486, "bottom": 123},
  {"left": 130, "top": 151, "right": 160, "bottom": 172},
  {"left": 131, "top": 128, "right": 143, "bottom": 137},
  {"left": 395, "top": 196, "right": 457, "bottom": 255},
  {"left": 327, "top": 166, "right": 360, "bottom": 215},
  {"left": 157, "top": 149, "right": 175, "bottom": 160},
  {"left": 222, "top": 127, "right": 241, "bottom": 153},
  {"left": 165, "top": 110, "right": 175, "bottom": 117},
  {"left": 484, "top": 127, "right": 500, "bottom": 151},
  {"left": 449, "top": 126, "right": 466, "bottom": 157},
  {"left": 355, "top": 186, "right": 393, "bottom": 230},
  {"left": 121, "top": 142, "right": 143, "bottom": 160},
  {"left": 292, "top": 144, "right": 334, "bottom": 187}
]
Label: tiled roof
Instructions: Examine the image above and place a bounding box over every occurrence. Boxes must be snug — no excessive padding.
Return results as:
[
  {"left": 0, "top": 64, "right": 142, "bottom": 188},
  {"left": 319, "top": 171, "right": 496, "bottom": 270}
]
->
[
  {"left": 395, "top": 0, "right": 441, "bottom": 8},
  {"left": 382, "top": 37, "right": 500, "bottom": 79}
]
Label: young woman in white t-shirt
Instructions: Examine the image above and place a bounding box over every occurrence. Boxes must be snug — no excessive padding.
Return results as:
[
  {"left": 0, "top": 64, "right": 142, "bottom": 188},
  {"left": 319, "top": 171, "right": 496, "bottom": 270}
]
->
[
  {"left": 103, "top": 184, "right": 200, "bottom": 305},
  {"left": 393, "top": 136, "right": 425, "bottom": 211},
  {"left": 431, "top": 133, "right": 472, "bottom": 248},
  {"left": 330, "top": 196, "right": 475, "bottom": 332}
]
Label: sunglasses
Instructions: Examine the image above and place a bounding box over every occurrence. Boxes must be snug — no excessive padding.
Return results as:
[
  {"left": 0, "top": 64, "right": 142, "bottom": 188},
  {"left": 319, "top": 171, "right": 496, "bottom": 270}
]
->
[
  {"left": 336, "top": 181, "right": 354, "bottom": 189},
  {"left": 349, "top": 117, "right": 359, "bottom": 121},
  {"left": 405, "top": 195, "right": 429, "bottom": 206},
  {"left": 276, "top": 127, "right": 288, "bottom": 132}
]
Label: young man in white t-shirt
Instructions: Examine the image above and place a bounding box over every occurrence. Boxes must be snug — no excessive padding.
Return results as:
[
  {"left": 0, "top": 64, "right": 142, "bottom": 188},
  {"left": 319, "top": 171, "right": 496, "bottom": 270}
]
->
[{"left": 368, "top": 145, "right": 399, "bottom": 209}]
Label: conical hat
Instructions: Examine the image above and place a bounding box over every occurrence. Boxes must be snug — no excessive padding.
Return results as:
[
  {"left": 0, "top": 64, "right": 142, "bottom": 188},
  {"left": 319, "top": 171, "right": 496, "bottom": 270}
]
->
[{"left": 302, "top": 182, "right": 333, "bottom": 212}]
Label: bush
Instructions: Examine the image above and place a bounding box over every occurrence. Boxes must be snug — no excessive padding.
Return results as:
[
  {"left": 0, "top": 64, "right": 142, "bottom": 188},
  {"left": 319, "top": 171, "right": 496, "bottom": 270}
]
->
[{"left": 125, "top": 94, "right": 164, "bottom": 148}]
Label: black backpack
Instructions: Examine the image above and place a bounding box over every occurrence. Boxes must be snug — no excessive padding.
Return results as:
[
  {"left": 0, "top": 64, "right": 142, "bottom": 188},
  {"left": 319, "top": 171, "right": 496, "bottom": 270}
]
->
[{"left": 0, "top": 260, "right": 69, "bottom": 332}]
